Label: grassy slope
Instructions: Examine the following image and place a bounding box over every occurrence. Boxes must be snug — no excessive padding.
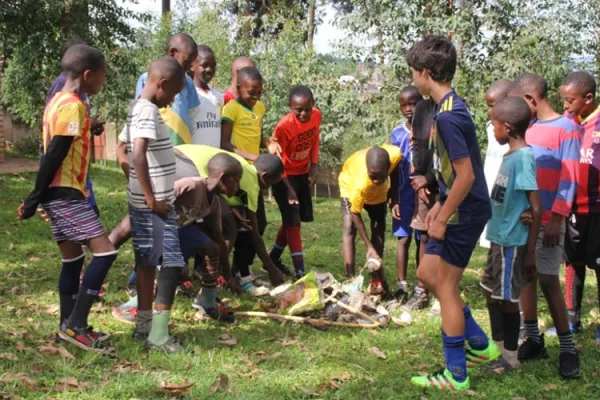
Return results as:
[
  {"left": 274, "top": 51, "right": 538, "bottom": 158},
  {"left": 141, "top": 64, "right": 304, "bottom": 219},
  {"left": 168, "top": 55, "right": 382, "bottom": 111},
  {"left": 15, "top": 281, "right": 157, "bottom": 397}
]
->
[{"left": 1, "top": 163, "right": 600, "bottom": 399}]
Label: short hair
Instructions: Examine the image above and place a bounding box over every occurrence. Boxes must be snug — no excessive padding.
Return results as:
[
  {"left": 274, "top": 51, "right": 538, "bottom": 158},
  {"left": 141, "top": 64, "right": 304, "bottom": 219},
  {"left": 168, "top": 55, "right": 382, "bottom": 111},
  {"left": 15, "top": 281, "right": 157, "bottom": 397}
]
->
[
  {"left": 148, "top": 56, "right": 185, "bottom": 83},
  {"left": 288, "top": 85, "right": 314, "bottom": 103},
  {"left": 486, "top": 79, "right": 512, "bottom": 99},
  {"left": 366, "top": 146, "right": 391, "bottom": 170},
  {"left": 207, "top": 153, "right": 242, "bottom": 178},
  {"left": 238, "top": 66, "right": 263, "bottom": 85},
  {"left": 562, "top": 71, "right": 597, "bottom": 97},
  {"left": 231, "top": 56, "right": 255, "bottom": 75},
  {"left": 61, "top": 44, "right": 105, "bottom": 79},
  {"left": 492, "top": 96, "right": 532, "bottom": 138},
  {"left": 62, "top": 38, "right": 87, "bottom": 55},
  {"left": 197, "top": 44, "right": 215, "bottom": 58},
  {"left": 399, "top": 85, "right": 422, "bottom": 101},
  {"left": 168, "top": 33, "right": 197, "bottom": 55},
  {"left": 254, "top": 154, "right": 283, "bottom": 177},
  {"left": 406, "top": 35, "right": 457, "bottom": 83},
  {"left": 510, "top": 72, "right": 548, "bottom": 98}
]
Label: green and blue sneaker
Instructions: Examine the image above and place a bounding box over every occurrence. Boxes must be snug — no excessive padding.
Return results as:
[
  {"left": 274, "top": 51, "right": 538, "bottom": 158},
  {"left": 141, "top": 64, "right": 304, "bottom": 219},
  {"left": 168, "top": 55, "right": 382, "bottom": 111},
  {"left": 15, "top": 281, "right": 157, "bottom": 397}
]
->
[
  {"left": 466, "top": 341, "right": 501, "bottom": 369},
  {"left": 410, "top": 369, "right": 470, "bottom": 391}
]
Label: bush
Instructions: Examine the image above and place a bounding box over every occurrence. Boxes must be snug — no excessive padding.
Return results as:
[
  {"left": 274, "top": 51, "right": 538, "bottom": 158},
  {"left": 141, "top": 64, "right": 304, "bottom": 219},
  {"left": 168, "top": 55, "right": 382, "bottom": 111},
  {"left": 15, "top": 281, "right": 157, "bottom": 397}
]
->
[{"left": 6, "top": 135, "right": 42, "bottom": 159}]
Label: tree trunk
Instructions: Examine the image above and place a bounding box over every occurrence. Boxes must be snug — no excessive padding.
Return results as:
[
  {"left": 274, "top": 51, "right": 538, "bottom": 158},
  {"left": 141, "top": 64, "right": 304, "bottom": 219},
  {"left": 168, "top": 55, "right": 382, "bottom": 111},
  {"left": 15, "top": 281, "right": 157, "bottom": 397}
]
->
[
  {"left": 307, "top": 0, "right": 316, "bottom": 49},
  {"left": 162, "top": 0, "right": 171, "bottom": 15}
]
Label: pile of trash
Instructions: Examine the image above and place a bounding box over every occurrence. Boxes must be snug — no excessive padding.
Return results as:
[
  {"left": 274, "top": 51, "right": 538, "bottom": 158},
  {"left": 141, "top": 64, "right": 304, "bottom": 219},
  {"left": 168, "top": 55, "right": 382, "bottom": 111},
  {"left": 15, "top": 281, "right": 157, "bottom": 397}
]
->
[{"left": 234, "top": 270, "right": 413, "bottom": 329}]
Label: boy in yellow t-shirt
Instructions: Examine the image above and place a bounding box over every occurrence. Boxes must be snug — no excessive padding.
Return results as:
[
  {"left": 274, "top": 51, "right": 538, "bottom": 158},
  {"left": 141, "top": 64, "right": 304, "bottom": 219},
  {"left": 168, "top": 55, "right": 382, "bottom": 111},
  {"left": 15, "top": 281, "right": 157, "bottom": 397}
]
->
[{"left": 338, "top": 144, "right": 402, "bottom": 296}]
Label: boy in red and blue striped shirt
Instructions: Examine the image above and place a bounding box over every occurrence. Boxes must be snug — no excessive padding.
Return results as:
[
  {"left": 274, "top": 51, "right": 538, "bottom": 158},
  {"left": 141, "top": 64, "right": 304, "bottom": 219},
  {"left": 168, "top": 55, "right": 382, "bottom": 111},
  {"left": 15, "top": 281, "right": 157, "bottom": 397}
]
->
[{"left": 508, "top": 72, "right": 581, "bottom": 379}]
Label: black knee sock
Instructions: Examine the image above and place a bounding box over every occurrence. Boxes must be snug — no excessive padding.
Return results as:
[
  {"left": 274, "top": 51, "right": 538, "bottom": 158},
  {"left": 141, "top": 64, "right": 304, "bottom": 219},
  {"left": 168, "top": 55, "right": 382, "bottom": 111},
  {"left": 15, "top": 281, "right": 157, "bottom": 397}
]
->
[
  {"left": 155, "top": 267, "right": 180, "bottom": 307},
  {"left": 58, "top": 254, "right": 85, "bottom": 323},
  {"left": 487, "top": 300, "right": 504, "bottom": 342},
  {"left": 503, "top": 311, "right": 521, "bottom": 352}
]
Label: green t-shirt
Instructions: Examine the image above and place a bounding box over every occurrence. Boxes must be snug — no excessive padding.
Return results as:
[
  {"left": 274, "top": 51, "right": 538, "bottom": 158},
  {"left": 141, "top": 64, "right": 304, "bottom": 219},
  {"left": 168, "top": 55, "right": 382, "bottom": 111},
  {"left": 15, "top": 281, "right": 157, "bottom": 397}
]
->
[{"left": 175, "top": 144, "right": 260, "bottom": 212}]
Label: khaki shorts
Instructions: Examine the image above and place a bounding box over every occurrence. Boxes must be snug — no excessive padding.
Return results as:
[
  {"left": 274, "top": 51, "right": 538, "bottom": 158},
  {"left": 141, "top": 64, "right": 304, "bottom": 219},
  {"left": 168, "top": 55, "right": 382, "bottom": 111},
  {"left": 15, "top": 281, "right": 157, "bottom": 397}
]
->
[{"left": 410, "top": 191, "right": 437, "bottom": 231}]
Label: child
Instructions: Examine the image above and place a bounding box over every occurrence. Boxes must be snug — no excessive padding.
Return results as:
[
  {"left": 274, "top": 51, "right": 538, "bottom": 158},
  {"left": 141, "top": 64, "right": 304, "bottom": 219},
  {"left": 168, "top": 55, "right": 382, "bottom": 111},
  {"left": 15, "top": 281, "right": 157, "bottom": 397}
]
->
[
  {"left": 18, "top": 44, "right": 117, "bottom": 353},
  {"left": 403, "top": 98, "right": 437, "bottom": 311},
  {"left": 339, "top": 145, "right": 402, "bottom": 296},
  {"left": 191, "top": 45, "right": 224, "bottom": 148},
  {"left": 508, "top": 72, "right": 581, "bottom": 379},
  {"left": 479, "top": 96, "right": 542, "bottom": 372},
  {"left": 556, "top": 71, "right": 600, "bottom": 342},
  {"left": 390, "top": 85, "right": 422, "bottom": 302},
  {"left": 121, "top": 56, "right": 187, "bottom": 353},
  {"left": 480, "top": 79, "right": 511, "bottom": 248},
  {"left": 406, "top": 36, "right": 497, "bottom": 391},
  {"left": 223, "top": 56, "right": 256, "bottom": 105},
  {"left": 268, "top": 85, "right": 321, "bottom": 279}
]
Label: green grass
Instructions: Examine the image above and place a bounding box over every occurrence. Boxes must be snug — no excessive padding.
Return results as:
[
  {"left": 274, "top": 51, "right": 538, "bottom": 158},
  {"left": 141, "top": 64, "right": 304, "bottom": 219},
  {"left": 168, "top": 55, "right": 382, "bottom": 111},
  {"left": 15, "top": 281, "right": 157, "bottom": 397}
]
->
[{"left": 2, "top": 164, "right": 600, "bottom": 399}]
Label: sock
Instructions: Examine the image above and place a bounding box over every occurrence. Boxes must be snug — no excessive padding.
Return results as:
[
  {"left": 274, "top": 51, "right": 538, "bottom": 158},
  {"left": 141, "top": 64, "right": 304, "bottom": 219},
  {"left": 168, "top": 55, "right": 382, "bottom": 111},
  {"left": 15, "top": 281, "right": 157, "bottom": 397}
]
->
[
  {"left": 196, "top": 287, "right": 217, "bottom": 309},
  {"left": 287, "top": 226, "right": 305, "bottom": 276},
  {"left": 269, "top": 225, "right": 287, "bottom": 261},
  {"left": 503, "top": 311, "right": 521, "bottom": 352},
  {"left": 66, "top": 286, "right": 97, "bottom": 330},
  {"left": 558, "top": 331, "right": 576, "bottom": 354},
  {"left": 463, "top": 306, "right": 489, "bottom": 350},
  {"left": 524, "top": 320, "right": 540, "bottom": 343},
  {"left": 442, "top": 332, "right": 467, "bottom": 382},
  {"left": 58, "top": 254, "right": 85, "bottom": 322},
  {"left": 487, "top": 301, "right": 504, "bottom": 343},
  {"left": 494, "top": 340, "right": 504, "bottom": 352},
  {"left": 147, "top": 310, "right": 171, "bottom": 346},
  {"left": 80, "top": 252, "right": 118, "bottom": 291},
  {"left": 503, "top": 348, "right": 519, "bottom": 368},
  {"left": 135, "top": 309, "right": 152, "bottom": 333}
]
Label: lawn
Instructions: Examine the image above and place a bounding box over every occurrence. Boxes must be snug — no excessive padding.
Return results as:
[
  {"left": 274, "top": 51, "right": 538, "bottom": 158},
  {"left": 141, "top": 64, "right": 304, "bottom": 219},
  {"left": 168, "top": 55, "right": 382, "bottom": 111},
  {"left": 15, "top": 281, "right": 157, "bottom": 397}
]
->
[{"left": 1, "top": 162, "right": 600, "bottom": 399}]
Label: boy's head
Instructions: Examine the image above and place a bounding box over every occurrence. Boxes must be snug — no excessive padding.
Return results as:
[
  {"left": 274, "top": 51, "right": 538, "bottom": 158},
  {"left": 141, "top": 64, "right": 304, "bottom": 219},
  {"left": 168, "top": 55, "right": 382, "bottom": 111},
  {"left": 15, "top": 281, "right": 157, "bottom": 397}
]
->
[
  {"left": 398, "top": 85, "right": 422, "bottom": 123},
  {"left": 254, "top": 154, "right": 284, "bottom": 189},
  {"left": 167, "top": 33, "right": 198, "bottom": 72},
  {"left": 490, "top": 96, "right": 532, "bottom": 145},
  {"left": 230, "top": 56, "right": 255, "bottom": 84},
  {"left": 365, "top": 146, "right": 391, "bottom": 185},
  {"left": 207, "top": 153, "right": 243, "bottom": 197},
  {"left": 507, "top": 72, "right": 548, "bottom": 117},
  {"left": 485, "top": 79, "right": 511, "bottom": 117},
  {"left": 237, "top": 66, "right": 263, "bottom": 109},
  {"left": 62, "top": 38, "right": 87, "bottom": 55},
  {"left": 406, "top": 35, "right": 457, "bottom": 97},
  {"left": 192, "top": 45, "right": 217, "bottom": 85},
  {"left": 61, "top": 44, "right": 106, "bottom": 95},
  {"left": 147, "top": 56, "right": 186, "bottom": 108},
  {"left": 288, "top": 85, "right": 314, "bottom": 123},
  {"left": 560, "top": 71, "right": 597, "bottom": 117}
]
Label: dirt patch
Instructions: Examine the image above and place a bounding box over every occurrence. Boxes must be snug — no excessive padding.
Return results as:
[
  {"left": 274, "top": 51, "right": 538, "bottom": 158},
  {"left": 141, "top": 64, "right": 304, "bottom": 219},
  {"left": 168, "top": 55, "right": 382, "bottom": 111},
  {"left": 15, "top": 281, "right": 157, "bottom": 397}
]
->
[{"left": 0, "top": 157, "right": 39, "bottom": 174}]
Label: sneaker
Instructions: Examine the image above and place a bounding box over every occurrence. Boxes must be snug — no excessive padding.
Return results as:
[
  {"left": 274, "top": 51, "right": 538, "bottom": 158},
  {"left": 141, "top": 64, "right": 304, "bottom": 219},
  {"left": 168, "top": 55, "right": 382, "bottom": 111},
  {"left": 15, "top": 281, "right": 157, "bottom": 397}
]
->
[
  {"left": 484, "top": 356, "right": 517, "bottom": 373},
  {"left": 147, "top": 335, "right": 186, "bottom": 355},
  {"left": 546, "top": 322, "right": 582, "bottom": 337},
  {"left": 112, "top": 303, "right": 137, "bottom": 325},
  {"left": 132, "top": 329, "right": 149, "bottom": 342},
  {"left": 559, "top": 351, "right": 581, "bottom": 379},
  {"left": 403, "top": 293, "right": 430, "bottom": 311},
  {"left": 518, "top": 335, "right": 549, "bottom": 362},
  {"left": 466, "top": 341, "right": 501, "bottom": 369},
  {"left": 410, "top": 369, "right": 470, "bottom": 391},
  {"left": 176, "top": 280, "right": 195, "bottom": 298},
  {"left": 204, "top": 305, "right": 235, "bottom": 324},
  {"left": 57, "top": 323, "right": 112, "bottom": 354},
  {"left": 240, "top": 276, "right": 270, "bottom": 296},
  {"left": 394, "top": 281, "right": 410, "bottom": 304},
  {"left": 274, "top": 259, "right": 293, "bottom": 277},
  {"left": 126, "top": 284, "right": 137, "bottom": 299},
  {"left": 295, "top": 271, "right": 306, "bottom": 281},
  {"left": 429, "top": 299, "right": 441, "bottom": 316}
]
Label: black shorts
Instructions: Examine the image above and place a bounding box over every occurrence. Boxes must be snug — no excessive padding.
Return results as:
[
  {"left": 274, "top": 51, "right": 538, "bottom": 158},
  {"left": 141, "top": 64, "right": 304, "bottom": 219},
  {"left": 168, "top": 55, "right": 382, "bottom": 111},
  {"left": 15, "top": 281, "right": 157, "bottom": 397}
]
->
[
  {"left": 272, "top": 174, "right": 314, "bottom": 226},
  {"left": 565, "top": 213, "right": 600, "bottom": 270},
  {"left": 340, "top": 197, "right": 387, "bottom": 222}
]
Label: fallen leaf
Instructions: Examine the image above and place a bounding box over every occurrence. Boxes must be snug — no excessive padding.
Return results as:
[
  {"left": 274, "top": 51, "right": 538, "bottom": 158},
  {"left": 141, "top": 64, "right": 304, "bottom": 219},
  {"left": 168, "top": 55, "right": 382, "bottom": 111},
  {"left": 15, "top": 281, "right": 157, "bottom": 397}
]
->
[
  {"left": 237, "top": 369, "right": 261, "bottom": 378},
  {"left": 492, "top": 366, "right": 505, "bottom": 374},
  {"left": 160, "top": 378, "right": 195, "bottom": 397},
  {"left": 368, "top": 329, "right": 379, "bottom": 336},
  {"left": 8, "top": 244, "right": 14, "bottom": 251},
  {"left": 28, "top": 257, "right": 43, "bottom": 263},
  {"left": 270, "top": 352, "right": 282, "bottom": 359},
  {"left": 291, "top": 385, "right": 319, "bottom": 397},
  {"left": 368, "top": 347, "right": 387, "bottom": 360},
  {"left": 57, "top": 346, "right": 76, "bottom": 361},
  {"left": 218, "top": 334, "right": 237, "bottom": 347},
  {"left": 15, "top": 342, "right": 28, "bottom": 352},
  {"left": 45, "top": 304, "right": 59, "bottom": 316},
  {"left": 0, "top": 353, "right": 17, "bottom": 361},
  {"left": 511, "top": 398, "right": 526, "bottom": 400},
  {"left": 544, "top": 384, "right": 557, "bottom": 391},
  {"left": 38, "top": 345, "right": 58, "bottom": 355},
  {"left": 57, "top": 376, "right": 79, "bottom": 387},
  {"left": 465, "top": 390, "right": 477, "bottom": 397},
  {"left": 254, "top": 351, "right": 267, "bottom": 356},
  {"left": 113, "top": 360, "right": 140, "bottom": 374},
  {"left": 238, "top": 355, "right": 254, "bottom": 368},
  {"left": 185, "top": 361, "right": 193, "bottom": 371},
  {"left": 209, "top": 374, "right": 230, "bottom": 394},
  {"left": 0, "top": 391, "right": 19, "bottom": 399}
]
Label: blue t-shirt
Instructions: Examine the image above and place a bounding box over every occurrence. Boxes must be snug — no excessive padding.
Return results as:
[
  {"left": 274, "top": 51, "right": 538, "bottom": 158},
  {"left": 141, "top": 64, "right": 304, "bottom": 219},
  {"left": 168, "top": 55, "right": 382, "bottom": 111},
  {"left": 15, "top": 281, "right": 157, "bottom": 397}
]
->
[
  {"left": 390, "top": 123, "right": 415, "bottom": 209},
  {"left": 135, "top": 73, "right": 200, "bottom": 145},
  {"left": 486, "top": 146, "right": 538, "bottom": 247},
  {"left": 432, "top": 90, "right": 491, "bottom": 224}
]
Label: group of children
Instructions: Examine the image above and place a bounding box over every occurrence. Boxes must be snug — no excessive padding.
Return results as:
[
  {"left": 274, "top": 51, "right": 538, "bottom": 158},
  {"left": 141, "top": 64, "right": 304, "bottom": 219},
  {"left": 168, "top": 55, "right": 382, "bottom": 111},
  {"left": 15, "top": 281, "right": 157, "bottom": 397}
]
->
[{"left": 16, "top": 30, "right": 599, "bottom": 388}]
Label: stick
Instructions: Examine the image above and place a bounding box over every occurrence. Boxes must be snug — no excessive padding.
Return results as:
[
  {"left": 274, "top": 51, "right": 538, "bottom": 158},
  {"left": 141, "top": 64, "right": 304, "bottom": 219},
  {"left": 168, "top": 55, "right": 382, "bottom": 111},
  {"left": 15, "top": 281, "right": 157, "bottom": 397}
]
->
[
  {"left": 328, "top": 297, "right": 380, "bottom": 326},
  {"left": 233, "top": 311, "right": 380, "bottom": 329}
]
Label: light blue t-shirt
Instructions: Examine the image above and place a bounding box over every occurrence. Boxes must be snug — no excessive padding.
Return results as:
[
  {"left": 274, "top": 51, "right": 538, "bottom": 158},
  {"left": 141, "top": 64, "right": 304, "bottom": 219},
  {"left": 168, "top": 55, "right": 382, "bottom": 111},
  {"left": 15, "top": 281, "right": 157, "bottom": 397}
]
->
[{"left": 486, "top": 146, "right": 538, "bottom": 247}]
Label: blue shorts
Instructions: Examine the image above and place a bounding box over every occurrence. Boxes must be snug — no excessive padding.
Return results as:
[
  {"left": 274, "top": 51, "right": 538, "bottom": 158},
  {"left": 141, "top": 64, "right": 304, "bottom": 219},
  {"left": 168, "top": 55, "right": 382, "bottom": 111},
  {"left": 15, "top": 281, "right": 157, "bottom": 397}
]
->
[
  {"left": 425, "top": 221, "right": 486, "bottom": 268},
  {"left": 392, "top": 204, "right": 415, "bottom": 238},
  {"left": 178, "top": 223, "right": 214, "bottom": 262},
  {"left": 129, "top": 206, "right": 184, "bottom": 268}
]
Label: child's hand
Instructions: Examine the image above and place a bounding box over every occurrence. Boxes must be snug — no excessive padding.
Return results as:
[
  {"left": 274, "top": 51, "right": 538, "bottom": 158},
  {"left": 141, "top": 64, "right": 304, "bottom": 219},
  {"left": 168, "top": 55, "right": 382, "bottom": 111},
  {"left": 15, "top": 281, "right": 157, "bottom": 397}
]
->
[
  {"left": 391, "top": 204, "right": 401, "bottom": 220},
  {"left": 428, "top": 219, "right": 447, "bottom": 240},
  {"left": 523, "top": 251, "right": 537, "bottom": 281},
  {"left": 366, "top": 247, "right": 381, "bottom": 263},
  {"left": 16, "top": 203, "right": 25, "bottom": 220},
  {"left": 424, "top": 202, "right": 441, "bottom": 230},
  {"left": 417, "top": 188, "right": 431, "bottom": 204},
  {"left": 287, "top": 187, "right": 299, "bottom": 205},
  {"left": 17, "top": 202, "right": 36, "bottom": 220},
  {"left": 308, "top": 165, "right": 317, "bottom": 186},
  {"left": 147, "top": 197, "right": 172, "bottom": 216},
  {"left": 520, "top": 210, "right": 533, "bottom": 225},
  {"left": 231, "top": 208, "right": 252, "bottom": 230},
  {"left": 267, "top": 138, "right": 282, "bottom": 157},
  {"left": 91, "top": 118, "right": 106, "bottom": 136},
  {"left": 410, "top": 175, "right": 428, "bottom": 191}
]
